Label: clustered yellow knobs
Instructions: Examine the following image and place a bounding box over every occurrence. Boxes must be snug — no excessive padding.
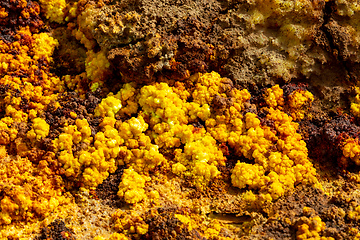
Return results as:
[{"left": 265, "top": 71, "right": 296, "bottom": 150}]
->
[
  {"left": 0, "top": 19, "right": 68, "bottom": 228},
  {"left": 0, "top": 24, "right": 321, "bottom": 236},
  {"left": 52, "top": 69, "right": 319, "bottom": 206},
  {"left": 264, "top": 84, "right": 314, "bottom": 120},
  {"left": 3, "top": 0, "right": 360, "bottom": 239},
  {"left": 296, "top": 215, "right": 332, "bottom": 240},
  {"left": 27, "top": 117, "right": 50, "bottom": 141},
  {"left": 341, "top": 86, "right": 360, "bottom": 166},
  {"left": 0, "top": 21, "right": 323, "bottom": 236}
]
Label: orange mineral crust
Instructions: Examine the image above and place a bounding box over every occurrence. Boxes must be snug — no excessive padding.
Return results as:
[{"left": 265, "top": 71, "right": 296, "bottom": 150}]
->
[{"left": 1, "top": 0, "right": 360, "bottom": 239}]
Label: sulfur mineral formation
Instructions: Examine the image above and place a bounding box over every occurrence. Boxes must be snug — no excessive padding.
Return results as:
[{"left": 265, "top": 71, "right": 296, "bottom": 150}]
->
[{"left": 1, "top": 0, "right": 360, "bottom": 239}]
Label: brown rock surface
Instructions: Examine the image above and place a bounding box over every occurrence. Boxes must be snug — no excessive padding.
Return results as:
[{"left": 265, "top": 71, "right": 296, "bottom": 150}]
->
[{"left": 2, "top": 0, "right": 360, "bottom": 239}]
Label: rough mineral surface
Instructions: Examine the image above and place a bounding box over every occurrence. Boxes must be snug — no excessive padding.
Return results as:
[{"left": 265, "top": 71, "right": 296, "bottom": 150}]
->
[{"left": 1, "top": 0, "right": 360, "bottom": 239}]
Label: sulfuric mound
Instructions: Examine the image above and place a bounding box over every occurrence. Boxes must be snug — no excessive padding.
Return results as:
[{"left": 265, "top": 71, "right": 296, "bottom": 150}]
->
[{"left": 1, "top": 0, "right": 360, "bottom": 239}]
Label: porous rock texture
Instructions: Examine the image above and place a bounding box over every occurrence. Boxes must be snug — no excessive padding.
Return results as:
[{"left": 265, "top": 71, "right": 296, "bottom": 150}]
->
[{"left": 2, "top": 0, "right": 360, "bottom": 239}]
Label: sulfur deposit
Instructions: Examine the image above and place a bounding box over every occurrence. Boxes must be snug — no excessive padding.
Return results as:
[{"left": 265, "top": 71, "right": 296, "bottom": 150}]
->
[{"left": 1, "top": 0, "right": 360, "bottom": 239}]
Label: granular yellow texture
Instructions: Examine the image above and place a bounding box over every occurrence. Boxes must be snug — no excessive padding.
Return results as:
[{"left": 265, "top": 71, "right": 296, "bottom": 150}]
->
[
  {"left": 0, "top": 27, "right": 63, "bottom": 124},
  {"left": 296, "top": 215, "right": 334, "bottom": 240},
  {"left": 192, "top": 71, "right": 224, "bottom": 105},
  {"left": 0, "top": 9, "right": 71, "bottom": 236},
  {"left": 174, "top": 133, "right": 224, "bottom": 186},
  {"left": 341, "top": 137, "right": 360, "bottom": 166},
  {"left": 264, "top": 84, "right": 314, "bottom": 120},
  {"left": 4, "top": 0, "right": 360, "bottom": 238},
  {"left": 288, "top": 89, "right": 314, "bottom": 120},
  {"left": 32, "top": 32, "right": 59, "bottom": 61},
  {"left": 53, "top": 116, "right": 124, "bottom": 188},
  {"left": 172, "top": 212, "right": 234, "bottom": 239},
  {"left": 112, "top": 209, "right": 148, "bottom": 236},
  {"left": 26, "top": 117, "right": 50, "bottom": 142},
  {"left": 116, "top": 116, "right": 166, "bottom": 174},
  {"left": 0, "top": 1, "right": 325, "bottom": 233},
  {"left": 114, "top": 82, "right": 139, "bottom": 117},
  {"left": 264, "top": 84, "right": 284, "bottom": 108},
  {"left": 190, "top": 77, "right": 319, "bottom": 201},
  {"left": 117, "top": 168, "right": 149, "bottom": 204},
  {"left": 0, "top": 117, "right": 18, "bottom": 146},
  {"left": 351, "top": 86, "right": 360, "bottom": 118},
  {"left": 137, "top": 80, "right": 222, "bottom": 187},
  {"left": 95, "top": 95, "right": 122, "bottom": 118},
  {"left": 86, "top": 50, "right": 111, "bottom": 91},
  {"left": 0, "top": 152, "right": 69, "bottom": 228},
  {"left": 348, "top": 205, "right": 360, "bottom": 221},
  {"left": 38, "top": 0, "right": 66, "bottom": 23}
]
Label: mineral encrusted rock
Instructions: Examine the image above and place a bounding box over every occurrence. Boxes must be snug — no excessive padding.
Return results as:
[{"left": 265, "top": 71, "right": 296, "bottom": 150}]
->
[{"left": 1, "top": 0, "right": 360, "bottom": 239}]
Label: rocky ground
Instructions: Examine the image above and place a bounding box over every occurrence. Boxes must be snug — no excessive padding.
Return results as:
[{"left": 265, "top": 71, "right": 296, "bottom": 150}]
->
[{"left": 1, "top": 0, "right": 360, "bottom": 239}]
